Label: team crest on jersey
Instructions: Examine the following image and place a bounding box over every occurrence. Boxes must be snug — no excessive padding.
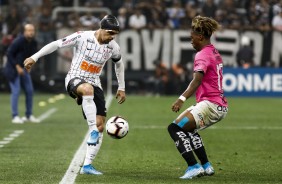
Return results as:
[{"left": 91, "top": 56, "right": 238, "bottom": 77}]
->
[{"left": 103, "top": 51, "right": 110, "bottom": 59}]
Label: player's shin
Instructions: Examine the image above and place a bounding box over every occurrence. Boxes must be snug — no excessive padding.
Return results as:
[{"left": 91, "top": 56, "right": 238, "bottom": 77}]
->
[
  {"left": 167, "top": 123, "right": 197, "bottom": 166},
  {"left": 82, "top": 96, "right": 98, "bottom": 132},
  {"left": 188, "top": 132, "right": 209, "bottom": 165},
  {"left": 83, "top": 133, "right": 103, "bottom": 166}
]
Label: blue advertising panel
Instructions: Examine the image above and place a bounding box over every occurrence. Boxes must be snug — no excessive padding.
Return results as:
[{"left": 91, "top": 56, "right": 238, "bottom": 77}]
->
[{"left": 223, "top": 68, "right": 282, "bottom": 97}]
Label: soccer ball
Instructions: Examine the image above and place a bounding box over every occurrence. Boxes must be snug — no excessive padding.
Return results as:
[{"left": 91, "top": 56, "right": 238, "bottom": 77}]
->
[{"left": 106, "top": 116, "right": 129, "bottom": 139}]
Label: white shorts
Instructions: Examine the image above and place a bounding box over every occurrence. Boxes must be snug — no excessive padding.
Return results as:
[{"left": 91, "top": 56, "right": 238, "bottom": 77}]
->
[{"left": 187, "top": 100, "right": 228, "bottom": 131}]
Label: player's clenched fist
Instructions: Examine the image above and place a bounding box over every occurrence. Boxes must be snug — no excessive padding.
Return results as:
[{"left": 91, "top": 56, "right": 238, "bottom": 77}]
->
[{"left": 24, "top": 58, "right": 36, "bottom": 72}]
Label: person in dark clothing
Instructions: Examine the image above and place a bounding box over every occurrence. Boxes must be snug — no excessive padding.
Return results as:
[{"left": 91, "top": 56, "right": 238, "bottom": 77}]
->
[
  {"left": 3, "top": 24, "right": 40, "bottom": 123},
  {"left": 236, "top": 36, "right": 254, "bottom": 68}
]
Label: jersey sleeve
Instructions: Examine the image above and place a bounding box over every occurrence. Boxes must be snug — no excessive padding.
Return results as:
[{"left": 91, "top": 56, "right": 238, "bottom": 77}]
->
[
  {"left": 111, "top": 41, "right": 121, "bottom": 62},
  {"left": 194, "top": 52, "right": 208, "bottom": 73},
  {"left": 58, "top": 31, "right": 83, "bottom": 48}
]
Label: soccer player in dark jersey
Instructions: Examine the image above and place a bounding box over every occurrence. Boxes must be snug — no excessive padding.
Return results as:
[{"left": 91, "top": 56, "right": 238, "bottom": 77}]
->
[{"left": 24, "top": 15, "right": 125, "bottom": 175}]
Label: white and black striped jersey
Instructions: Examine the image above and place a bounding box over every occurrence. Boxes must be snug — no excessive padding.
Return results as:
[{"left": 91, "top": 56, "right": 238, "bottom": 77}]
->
[
  {"left": 60, "top": 31, "right": 121, "bottom": 89},
  {"left": 31, "top": 30, "right": 123, "bottom": 90}
]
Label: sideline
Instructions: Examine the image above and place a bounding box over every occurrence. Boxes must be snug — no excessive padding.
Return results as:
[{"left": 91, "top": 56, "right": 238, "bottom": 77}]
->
[{"left": 59, "top": 95, "right": 113, "bottom": 184}]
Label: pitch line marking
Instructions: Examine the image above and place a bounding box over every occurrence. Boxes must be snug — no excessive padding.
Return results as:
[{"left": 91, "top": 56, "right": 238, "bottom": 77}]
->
[
  {"left": 37, "top": 108, "right": 58, "bottom": 122},
  {"left": 0, "top": 130, "right": 24, "bottom": 149},
  {"left": 132, "top": 125, "right": 282, "bottom": 130},
  {"left": 59, "top": 95, "right": 114, "bottom": 184}
]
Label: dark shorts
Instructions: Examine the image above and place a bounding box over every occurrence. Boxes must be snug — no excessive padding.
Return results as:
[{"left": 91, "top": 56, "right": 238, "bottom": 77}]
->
[{"left": 67, "top": 77, "right": 106, "bottom": 117}]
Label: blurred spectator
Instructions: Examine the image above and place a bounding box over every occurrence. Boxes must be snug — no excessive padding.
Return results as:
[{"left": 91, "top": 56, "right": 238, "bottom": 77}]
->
[
  {"left": 272, "top": 10, "right": 282, "bottom": 31},
  {"left": 202, "top": 0, "right": 217, "bottom": 18},
  {"left": 79, "top": 12, "right": 100, "bottom": 29},
  {"left": 171, "top": 62, "right": 190, "bottom": 93},
  {"left": 128, "top": 8, "right": 147, "bottom": 30},
  {"left": 236, "top": 36, "right": 254, "bottom": 68},
  {"left": 117, "top": 7, "right": 128, "bottom": 30},
  {"left": 37, "top": 7, "right": 54, "bottom": 47},
  {"left": 255, "top": 0, "right": 272, "bottom": 32},
  {"left": 181, "top": 2, "right": 198, "bottom": 29},
  {"left": 36, "top": 6, "right": 56, "bottom": 77},
  {"left": 67, "top": 12, "right": 81, "bottom": 28},
  {"left": 54, "top": 12, "right": 67, "bottom": 29},
  {"left": 1, "top": 5, "right": 21, "bottom": 47},
  {"left": 218, "top": 0, "right": 242, "bottom": 30},
  {"left": 153, "top": 60, "right": 169, "bottom": 96},
  {"left": 166, "top": 0, "right": 185, "bottom": 29},
  {"left": 1, "top": 5, "right": 21, "bottom": 66}
]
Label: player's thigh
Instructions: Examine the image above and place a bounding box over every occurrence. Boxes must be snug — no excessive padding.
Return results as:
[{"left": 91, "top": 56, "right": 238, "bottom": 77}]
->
[
  {"left": 66, "top": 77, "right": 89, "bottom": 98},
  {"left": 190, "top": 100, "right": 227, "bottom": 130},
  {"left": 174, "top": 109, "right": 197, "bottom": 132}
]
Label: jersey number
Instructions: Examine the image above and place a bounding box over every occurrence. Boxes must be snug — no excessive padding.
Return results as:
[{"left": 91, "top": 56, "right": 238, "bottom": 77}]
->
[
  {"left": 217, "top": 63, "right": 223, "bottom": 90},
  {"left": 80, "top": 61, "right": 102, "bottom": 74}
]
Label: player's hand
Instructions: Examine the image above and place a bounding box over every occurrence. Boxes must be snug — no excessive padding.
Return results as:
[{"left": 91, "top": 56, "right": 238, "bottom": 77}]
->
[
  {"left": 24, "top": 58, "right": 36, "bottom": 72},
  {"left": 171, "top": 99, "right": 184, "bottom": 112},
  {"left": 116, "top": 90, "right": 126, "bottom": 104}
]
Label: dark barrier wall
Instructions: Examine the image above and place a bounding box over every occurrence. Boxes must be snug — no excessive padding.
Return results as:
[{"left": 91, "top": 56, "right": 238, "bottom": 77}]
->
[{"left": 223, "top": 68, "right": 282, "bottom": 97}]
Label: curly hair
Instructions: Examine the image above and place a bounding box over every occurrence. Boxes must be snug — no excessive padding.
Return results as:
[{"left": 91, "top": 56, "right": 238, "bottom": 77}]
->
[{"left": 192, "top": 16, "right": 220, "bottom": 38}]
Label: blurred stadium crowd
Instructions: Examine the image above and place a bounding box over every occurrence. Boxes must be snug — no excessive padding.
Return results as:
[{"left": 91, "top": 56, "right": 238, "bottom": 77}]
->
[{"left": 1, "top": 0, "right": 282, "bottom": 49}]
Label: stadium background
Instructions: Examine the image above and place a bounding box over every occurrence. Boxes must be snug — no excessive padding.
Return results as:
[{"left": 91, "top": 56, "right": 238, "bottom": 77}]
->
[
  {"left": 0, "top": 0, "right": 282, "bottom": 96},
  {"left": 1, "top": 1, "right": 282, "bottom": 184}
]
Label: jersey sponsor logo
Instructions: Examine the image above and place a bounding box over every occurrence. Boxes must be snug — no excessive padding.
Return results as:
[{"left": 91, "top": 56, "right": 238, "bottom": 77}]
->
[
  {"left": 87, "top": 39, "right": 95, "bottom": 43},
  {"left": 80, "top": 60, "right": 102, "bottom": 74},
  {"left": 106, "top": 45, "right": 113, "bottom": 50},
  {"left": 62, "top": 35, "right": 81, "bottom": 45}
]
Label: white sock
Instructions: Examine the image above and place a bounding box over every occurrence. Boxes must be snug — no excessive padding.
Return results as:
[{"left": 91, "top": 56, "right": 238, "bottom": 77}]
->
[
  {"left": 82, "top": 96, "right": 98, "bottom": 132},
  {"left": 83, "top": 133, "right": 103, "bottom": 165}
]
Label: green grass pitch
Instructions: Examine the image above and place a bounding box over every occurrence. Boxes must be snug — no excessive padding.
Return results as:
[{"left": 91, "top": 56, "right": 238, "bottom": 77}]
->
[{"left": 0, "top": 93, "right": 281, "bottom": 184}]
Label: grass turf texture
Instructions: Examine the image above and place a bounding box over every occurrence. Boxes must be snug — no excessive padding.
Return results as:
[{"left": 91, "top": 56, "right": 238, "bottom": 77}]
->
[{"left": 0, "top": 93, "right": 281, "bottom": 184}]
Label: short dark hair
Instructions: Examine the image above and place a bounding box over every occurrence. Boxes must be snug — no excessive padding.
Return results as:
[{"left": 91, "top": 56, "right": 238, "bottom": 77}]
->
[{"left": 100, "top": 15, "right": 120, "bottom": 31}]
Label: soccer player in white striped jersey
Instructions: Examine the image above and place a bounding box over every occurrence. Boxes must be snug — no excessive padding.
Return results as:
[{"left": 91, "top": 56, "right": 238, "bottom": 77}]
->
[{"left": 24, "top": 15, "right": 126, "bottom": 175}]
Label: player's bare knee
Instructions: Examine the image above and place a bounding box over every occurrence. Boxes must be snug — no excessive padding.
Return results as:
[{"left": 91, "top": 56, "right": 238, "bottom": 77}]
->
[{"left": 77, "top": 83, "right": 94, "bottom": 96}]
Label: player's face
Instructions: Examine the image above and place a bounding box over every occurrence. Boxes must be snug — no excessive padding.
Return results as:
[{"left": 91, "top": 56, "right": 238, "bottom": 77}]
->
[
  {"left": 101, "top": 30, "right": 119, "bottom": 44},
  {"left": 190, "top": 30, "right": 202, "bottom": 51}
]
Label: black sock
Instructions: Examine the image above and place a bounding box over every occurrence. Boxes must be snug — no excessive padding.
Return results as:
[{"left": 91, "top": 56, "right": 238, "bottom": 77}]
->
[
  {"left": 188, "top": 132, "right": 209, "bottom": 165},
  {"left": 168, "top": 123, "right": 197, "bottom": 166}
]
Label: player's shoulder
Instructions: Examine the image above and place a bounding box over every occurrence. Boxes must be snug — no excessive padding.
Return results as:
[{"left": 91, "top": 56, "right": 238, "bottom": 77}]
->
[{"left": 108, "top": 40, "right": 120, "bottom": 50}]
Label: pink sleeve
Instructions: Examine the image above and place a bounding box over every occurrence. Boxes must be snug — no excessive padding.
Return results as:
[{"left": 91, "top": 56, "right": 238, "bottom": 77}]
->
[{"left": 194, "top": 59, "right": 207, "bottom": 73}]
